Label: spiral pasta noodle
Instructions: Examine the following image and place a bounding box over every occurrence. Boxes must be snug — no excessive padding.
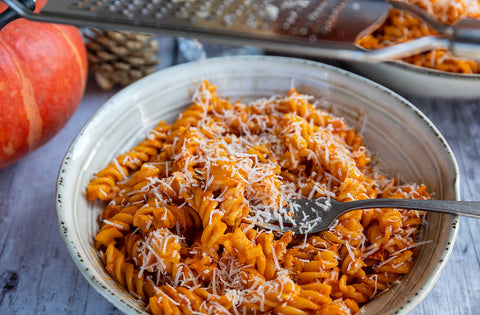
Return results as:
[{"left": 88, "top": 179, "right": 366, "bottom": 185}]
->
[
  {"left": 87, "top": 80, "right": 431, "bottom": 314},
  {"left": 356, "top": 0, "right": 480, "bottom": 74}
]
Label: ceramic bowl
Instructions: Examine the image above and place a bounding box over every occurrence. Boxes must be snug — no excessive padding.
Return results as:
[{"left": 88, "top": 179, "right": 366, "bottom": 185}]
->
[
  {"left": 56, "top": 55, "right": 460, "bottom": 314},
  {"left": 347, "top": 59, "right": 480, "bottom": 99}
]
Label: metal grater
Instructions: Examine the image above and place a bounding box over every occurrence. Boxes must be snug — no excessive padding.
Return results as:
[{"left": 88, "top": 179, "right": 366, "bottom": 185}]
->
[
  {"left": 2, "top": 0, "right": 480, "bottom": 61},
  {"left": 66, "top": 0, "right": 382, "bottom": 43}
]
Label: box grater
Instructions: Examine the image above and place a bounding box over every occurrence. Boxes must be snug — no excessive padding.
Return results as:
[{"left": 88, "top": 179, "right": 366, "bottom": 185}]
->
[{"left": 1, "top": 0, "right": 480, "bottom": 62}]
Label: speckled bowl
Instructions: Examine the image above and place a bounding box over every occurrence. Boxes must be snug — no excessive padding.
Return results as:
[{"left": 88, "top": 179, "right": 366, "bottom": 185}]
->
[
  {"left": 347, "top": 58, "right": 480, "bottom": 99},
  {"left": 56, "top": 55, "right": 460, "bottom": 314}
]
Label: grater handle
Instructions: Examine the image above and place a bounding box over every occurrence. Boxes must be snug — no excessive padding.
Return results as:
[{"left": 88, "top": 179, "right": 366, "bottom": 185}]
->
[{"left": 0, "top": 0, "right": 35, "bottom": 28}]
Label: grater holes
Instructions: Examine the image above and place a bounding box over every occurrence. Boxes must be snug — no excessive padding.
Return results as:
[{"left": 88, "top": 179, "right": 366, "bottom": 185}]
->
[
  {"left": 74, "top": 0, "right": 115, "bottom": 13},
  {"left": 273, "top": 0, "right": 344, "bottom": 36},
  {"left": 69, "top": 0, "right": 348, "bottom": 39},
  {"left": 282, "top": 11, "right": 298, "bottom": 31}
]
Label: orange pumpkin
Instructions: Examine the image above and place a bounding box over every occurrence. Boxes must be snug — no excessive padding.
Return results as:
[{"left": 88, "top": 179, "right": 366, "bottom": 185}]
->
[{"left": 0, "top": 0, "right": 88, "bottom": 169}]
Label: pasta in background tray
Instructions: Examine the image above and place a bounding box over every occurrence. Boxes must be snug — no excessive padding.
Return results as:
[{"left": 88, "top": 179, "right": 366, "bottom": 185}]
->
[
  {"left": 357, "top": 0, "right": 480, "bottom": 74},
  {"left": 56, "top": 56, "right": 459, "bottom": 315},
  {"left": 350, "top": 0, "right": 480, "bottom": 99}
]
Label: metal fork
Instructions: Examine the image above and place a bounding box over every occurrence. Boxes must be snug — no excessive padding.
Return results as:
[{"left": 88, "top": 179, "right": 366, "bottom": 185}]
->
[{"left": 254, "top": 198, "right": 480, "bottom": 234}]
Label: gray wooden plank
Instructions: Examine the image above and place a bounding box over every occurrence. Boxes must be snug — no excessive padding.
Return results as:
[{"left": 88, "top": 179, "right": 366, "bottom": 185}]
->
[
  {"left": 406, "top": 97, "right": 480, "bottom": 315},
  {"left": 0, "top": 82, "right": 116, "bottom": 315}
]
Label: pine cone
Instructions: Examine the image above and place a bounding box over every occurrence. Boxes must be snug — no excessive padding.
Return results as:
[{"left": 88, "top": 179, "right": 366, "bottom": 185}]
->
[{"left": 85, "top": 29, "right": 160, "bottom": 91}]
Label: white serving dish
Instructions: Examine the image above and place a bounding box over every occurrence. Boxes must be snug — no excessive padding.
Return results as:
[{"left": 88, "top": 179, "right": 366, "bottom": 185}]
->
[
  {"left": 56, "top": 55, "right": 460, "bottom": 314},
  {"left": 348, "top": 59, "right": 480, "bottom": 99}
]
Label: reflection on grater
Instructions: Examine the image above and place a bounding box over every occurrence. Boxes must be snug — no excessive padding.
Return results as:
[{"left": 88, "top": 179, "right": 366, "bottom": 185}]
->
[
  {"left": 0, "top": 0, "right": 391, "bottom": 60},
  {"left": 70, "top": 0, "right": 368, "bottom": 42}
]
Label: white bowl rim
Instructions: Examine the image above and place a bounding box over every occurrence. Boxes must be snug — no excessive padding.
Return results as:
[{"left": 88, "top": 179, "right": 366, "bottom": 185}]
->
[{"left": 56, "top": 55, "right": 460, "bottom": 315}]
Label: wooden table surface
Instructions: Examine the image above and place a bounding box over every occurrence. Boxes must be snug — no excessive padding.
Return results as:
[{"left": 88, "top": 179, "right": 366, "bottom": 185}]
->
[{"left": 1, "top": 38, "right": 479, "bottom": 314}]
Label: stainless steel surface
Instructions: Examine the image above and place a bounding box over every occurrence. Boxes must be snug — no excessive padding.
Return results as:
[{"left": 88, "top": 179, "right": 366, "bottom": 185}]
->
[
  {"left": 6, "top": 0, "right": 479, "bottom": 61},
  {"left": 4, "top": 0, "right": 480, "bottom": 61},
  {"left": 5, "top": 0, "right": 388, "bottom": 42},
  {"left": 258, "top": 197, "right": 480, "bottom": 234},
  {"left": 2, "top": 0, "right": 392, "bottom": 61}
]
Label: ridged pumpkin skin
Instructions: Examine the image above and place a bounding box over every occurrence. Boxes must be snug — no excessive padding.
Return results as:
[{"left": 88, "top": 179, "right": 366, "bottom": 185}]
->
[{"left": 0, "top": 1, "right": 87, "bottom": 169}]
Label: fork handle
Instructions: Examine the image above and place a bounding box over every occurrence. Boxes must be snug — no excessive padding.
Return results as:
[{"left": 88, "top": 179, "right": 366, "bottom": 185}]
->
[{"left": 340, "top": 199, "right": 480, "bottom": 218}]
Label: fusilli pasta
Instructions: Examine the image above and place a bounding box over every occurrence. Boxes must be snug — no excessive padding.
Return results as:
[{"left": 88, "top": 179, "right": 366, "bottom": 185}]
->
[{"left": 87, "top": 80, "right": 431, "bottom": 314}]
